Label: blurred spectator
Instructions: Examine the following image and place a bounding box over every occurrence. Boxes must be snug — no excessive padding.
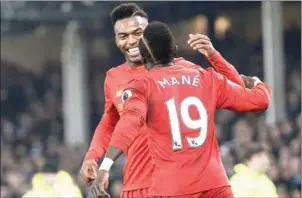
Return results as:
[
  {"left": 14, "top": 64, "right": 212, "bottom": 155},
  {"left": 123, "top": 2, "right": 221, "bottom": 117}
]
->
[
  {"left": 22, "top": 172, "right": 57, "bottom": 198},
  {"left": 230, "top": 143, "right": 278, "bottom": 197},
  {"left": 53, "top": 171, "right": 83, "bottom": 197}
]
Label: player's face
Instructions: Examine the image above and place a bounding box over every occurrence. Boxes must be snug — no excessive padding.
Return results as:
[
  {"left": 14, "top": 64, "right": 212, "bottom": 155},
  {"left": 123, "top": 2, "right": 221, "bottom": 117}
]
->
[{"left": 114, "top": 16, "right": 148, "bottom": 66}]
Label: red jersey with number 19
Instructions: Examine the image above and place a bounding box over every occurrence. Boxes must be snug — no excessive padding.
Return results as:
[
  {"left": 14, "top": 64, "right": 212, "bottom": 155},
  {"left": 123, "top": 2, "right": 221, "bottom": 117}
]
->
[
  {"left": 110, "top": 65, "right": 272, "bottom": 196},
  {"left": 86, "top": 51, "right": 246, "bottom": 193}
]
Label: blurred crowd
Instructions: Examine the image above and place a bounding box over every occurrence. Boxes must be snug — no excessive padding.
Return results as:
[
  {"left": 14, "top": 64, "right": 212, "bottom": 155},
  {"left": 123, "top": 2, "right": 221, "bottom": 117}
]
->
[{"left": 1, "top": 20, "right": 301, "bottom": 198}]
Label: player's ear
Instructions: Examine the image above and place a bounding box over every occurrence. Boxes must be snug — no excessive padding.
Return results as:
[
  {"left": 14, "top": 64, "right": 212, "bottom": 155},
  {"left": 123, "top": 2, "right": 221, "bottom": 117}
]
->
[
  {"left": 173, "top": 45, "right": 178, "bottom": 57},
  {"left": 115, "top": 36, "right": 119, "bottom": 47}
]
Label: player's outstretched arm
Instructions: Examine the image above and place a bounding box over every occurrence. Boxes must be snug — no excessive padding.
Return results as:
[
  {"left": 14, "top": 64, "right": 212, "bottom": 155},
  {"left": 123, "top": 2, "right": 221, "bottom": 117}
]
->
[
  {"left": 212, "top": 69, "right": 272, "bottom": 112},
  {"left": 90, "top": 81, "right": 148, "bottom": 198},
  {"left": 188, "top": 33, "right": 245, "bottom": 87},
  {"left": 80, "top": 76, "right": 120, "bottom": 184},
  {"left": 84, "top": 80, "right": 120, "bottom": 161}
]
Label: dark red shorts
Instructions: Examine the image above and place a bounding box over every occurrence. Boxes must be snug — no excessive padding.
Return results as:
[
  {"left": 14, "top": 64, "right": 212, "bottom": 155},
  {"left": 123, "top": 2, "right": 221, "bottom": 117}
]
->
[{"left": 149, "top": 186, "right": 234, "bottom": 198}]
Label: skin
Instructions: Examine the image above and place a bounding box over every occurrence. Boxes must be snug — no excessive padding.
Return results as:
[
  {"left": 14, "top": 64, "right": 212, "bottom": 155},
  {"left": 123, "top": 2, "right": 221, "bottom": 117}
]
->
[
  {"left": 114, "top": 16, "right": 148, "bottom": 67},
  {"left": 187, "top": 33, "right": 214, "bottom": 58},
  {"left": 240, "top": 75, "right": 255, "bottom": 89},
  {"left": 80, "top": 160, "right": 98, "bottom": 183}
]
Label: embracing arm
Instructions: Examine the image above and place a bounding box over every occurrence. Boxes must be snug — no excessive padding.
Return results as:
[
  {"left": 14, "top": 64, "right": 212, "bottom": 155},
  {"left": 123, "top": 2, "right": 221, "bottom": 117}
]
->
[
  {"left": 212, "top": 69, "right": 272, "bottom": 112},
  {"left": 187, "top": 33, "right": 245, "bottom": 87},
  {"left": 99, "top": 80, "right": 148, "bottom": 171}
]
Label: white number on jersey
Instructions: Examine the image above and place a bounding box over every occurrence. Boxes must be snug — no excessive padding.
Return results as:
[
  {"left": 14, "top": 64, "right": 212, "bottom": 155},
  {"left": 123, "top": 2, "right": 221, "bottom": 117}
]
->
[{"left": 165, "top": 97, "right": 208, "bottom": 150}]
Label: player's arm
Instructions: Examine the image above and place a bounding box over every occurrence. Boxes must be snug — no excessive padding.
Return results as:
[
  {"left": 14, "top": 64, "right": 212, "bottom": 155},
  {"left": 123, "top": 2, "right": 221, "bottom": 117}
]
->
[
  {"left": 90, "top": 81, "right": 148, "bottom": 197},
  {"left": 80, "top": 75, "right": 120, "bottom": 183},
  {"left": 104, "top": 82, "right": 148, "bottom": 162},
  {"left": 100, "top": 80, "right": 148, "bottom": 167},
  {"left": 101, "top": 106, "right": 147, "bottom": 164},
  {"left": 210, "top": 68, "right": 272, "bottom": 112},
  {"left": 85, "top": 76, "right": 120, "bottom": 161},
  {"left": 207, "top": 50, "right": 245, "bottom": 87},
  {"left": 188, "top": 33, "right": 245, "bottom": 87}
]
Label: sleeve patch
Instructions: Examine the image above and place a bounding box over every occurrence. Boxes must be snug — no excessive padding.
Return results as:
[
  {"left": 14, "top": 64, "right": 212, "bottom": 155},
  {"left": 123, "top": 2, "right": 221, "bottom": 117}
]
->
[{"left": 121, "top": 89, "right": 133, "bottom": 103}]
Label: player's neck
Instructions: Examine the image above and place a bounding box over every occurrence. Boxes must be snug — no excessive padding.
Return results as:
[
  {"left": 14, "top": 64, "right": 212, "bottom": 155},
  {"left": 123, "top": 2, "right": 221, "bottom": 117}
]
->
[
  {"left": 147, "top": 61, "right": 175, "bottom": 70},
  {"left": 126, "top": 60, "right": 143, "bottom": 68}
]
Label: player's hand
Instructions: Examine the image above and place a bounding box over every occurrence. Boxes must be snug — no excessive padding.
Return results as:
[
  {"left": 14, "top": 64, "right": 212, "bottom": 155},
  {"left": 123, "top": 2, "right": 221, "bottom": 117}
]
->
[
  {"left": 241, "top": 74, "right": 259, "bottom": 89},
  {"left": 90, "top": 170, "right": 110, "bottom": 198},
  {"left": 80, "top": 159, "right": 98, "bottom": 183},
  {"left": 188, "top": 33, "right": 215, "bottom": 58}
]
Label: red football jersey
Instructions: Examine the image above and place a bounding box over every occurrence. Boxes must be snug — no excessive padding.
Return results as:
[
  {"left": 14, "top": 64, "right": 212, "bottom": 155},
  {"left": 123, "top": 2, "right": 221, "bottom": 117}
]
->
[
  {"left": 85, "top": 51, "right": 245, "bottom": 191},
  {"left": 110, "top": 65, "right": 271, "bottom": 196}
]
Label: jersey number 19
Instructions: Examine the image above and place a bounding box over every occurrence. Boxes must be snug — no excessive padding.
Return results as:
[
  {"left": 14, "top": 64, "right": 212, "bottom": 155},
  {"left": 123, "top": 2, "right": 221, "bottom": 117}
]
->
[{"left": 165, "top": 96, "right": 208, "bottom": 150}]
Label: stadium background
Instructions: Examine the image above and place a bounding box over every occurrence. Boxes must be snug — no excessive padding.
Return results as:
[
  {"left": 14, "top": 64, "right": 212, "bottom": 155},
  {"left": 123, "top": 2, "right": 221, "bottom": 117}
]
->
[{"left": 1, "top": 1, "right": 301, "bottom": 198}]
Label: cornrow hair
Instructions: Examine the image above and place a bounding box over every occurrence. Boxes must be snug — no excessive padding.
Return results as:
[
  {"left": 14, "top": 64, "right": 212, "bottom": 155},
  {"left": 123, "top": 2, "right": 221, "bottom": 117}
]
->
[
  {"left": 141, "top": 36, "right": 157, "bottom": 63},
  {"left": 110, "top": 3, "right": 148, "bottom": 26},
  {"left": 139, "top": 21, "right": 177, "bottom": 65}
]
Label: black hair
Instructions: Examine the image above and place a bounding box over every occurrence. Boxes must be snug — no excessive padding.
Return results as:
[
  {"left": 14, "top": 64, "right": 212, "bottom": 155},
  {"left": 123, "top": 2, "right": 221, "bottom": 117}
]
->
[
  {"left": 110, "top": 3, "right": 148, "bottom": 26},
  {"left": 241, "top": 143, "right": 268, "bottom": 162},
  {"left": 139, "top": 21, "right": 177, "bottom": 65}
]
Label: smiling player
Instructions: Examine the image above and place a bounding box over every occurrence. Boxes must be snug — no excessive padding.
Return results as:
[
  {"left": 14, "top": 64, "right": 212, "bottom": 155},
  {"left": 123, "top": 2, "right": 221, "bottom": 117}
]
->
[
  {"left": 91, "top": 21, "right": 272, "bottom": 198},
  {"left": 81, "top": 3, "right": 248, "bottom": 198}
]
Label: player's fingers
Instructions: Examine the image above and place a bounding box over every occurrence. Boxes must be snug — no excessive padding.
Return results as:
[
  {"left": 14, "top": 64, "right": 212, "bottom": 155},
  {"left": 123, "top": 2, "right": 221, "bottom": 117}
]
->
[
  {"left": 82, "top": 164, "right": 91, "bottom": 175},
  {"left": 83, "top": 170, "right": 95, "bottom": 181},
  {"left": 188, "top": 34, "right": 201, "bottom": 44},
  {"left": 92, "top": 166, "right": 98, "bottom": 178},
  {"left": 96, "top": 188, "right": 110, "bottom": 198},
  {"left": 192, "top": 44, "right": 203, "bottom": 51},
  {"left": 195, "top": 33, "right": 210, "bottom": 41},
  {"left": 189, "top": 33, "right": 210, "bottom": 40},
  {"left": 189, "top": 39, "right": 210, "bottom": 48},
  {"left": 93, "top": 185, "right": 102, "bottom": 197},
  {"left": 82, "top": 176, "right": 90, "bottom": 183},
  {"left": 104, "top": 180, "right": 109, "bottom": 190},
  {"left": 192, "top": 44, "right": 211, "bottom": 51},
  {"left": 99, "top": 191, "right": 110, "bottom": 198},
  {"left": 188, "top": 34, "right": 210, "bottom": 44},
  {"left": 190, "top": 43, "right": 211, "bottom": 52},
  {"left": 105, "top": 192, "right": 111, "bottom": 198},
  {"left": 91, "top": 187, "right": 99, "bottom": 198},
  {"left": 80, "top": 168, "right": 90, "bottom": 182}
]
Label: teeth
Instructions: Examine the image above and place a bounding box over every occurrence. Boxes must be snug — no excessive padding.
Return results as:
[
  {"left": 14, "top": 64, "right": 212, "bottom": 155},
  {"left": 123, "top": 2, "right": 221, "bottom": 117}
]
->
[{"left": 128, "top": 47, "right": 139, "bottom": 53}]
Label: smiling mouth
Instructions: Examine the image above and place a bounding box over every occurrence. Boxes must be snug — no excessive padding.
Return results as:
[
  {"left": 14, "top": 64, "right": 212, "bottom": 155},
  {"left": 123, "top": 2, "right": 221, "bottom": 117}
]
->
[{"left": 127, "top": 47, "right": 140, "bottom": 57}]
